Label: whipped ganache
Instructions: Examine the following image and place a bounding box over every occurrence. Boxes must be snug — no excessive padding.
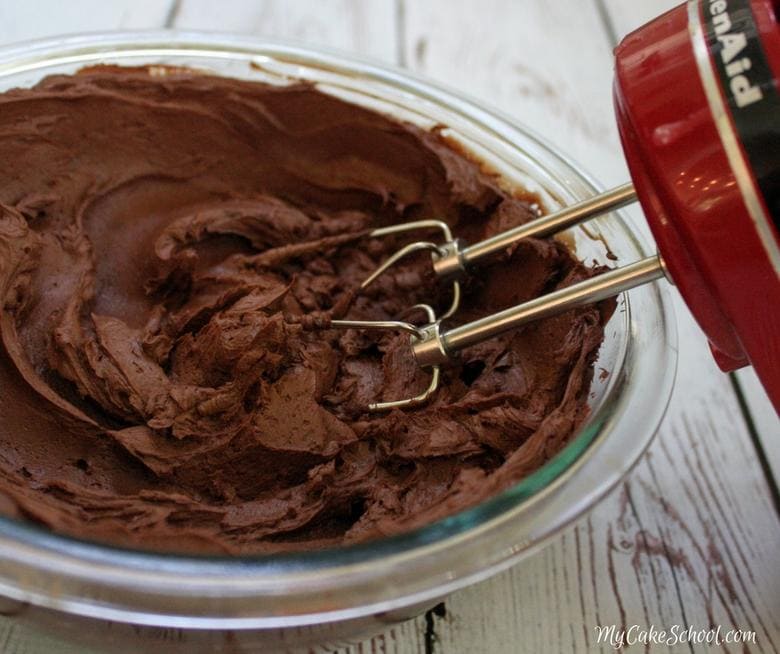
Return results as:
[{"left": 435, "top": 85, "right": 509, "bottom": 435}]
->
[{"left": 0, "top": 67, "right": 611, "bottom": 553}]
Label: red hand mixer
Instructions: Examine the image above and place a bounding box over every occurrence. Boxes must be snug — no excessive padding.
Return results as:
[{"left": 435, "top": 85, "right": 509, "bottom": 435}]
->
[{"left": 326, "top": 0, "right": 780, "bottom": 413}]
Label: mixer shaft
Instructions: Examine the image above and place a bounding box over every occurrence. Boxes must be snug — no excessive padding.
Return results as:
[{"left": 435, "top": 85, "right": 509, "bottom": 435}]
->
[
  {"left": 413, "top": 255, "right": 666, "bottom": 367},
  {"left": 433, "top": 183, "right": 638, "bottom": 278}
]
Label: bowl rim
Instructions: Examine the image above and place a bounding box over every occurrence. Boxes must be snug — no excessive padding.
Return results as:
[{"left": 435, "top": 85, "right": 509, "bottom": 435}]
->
[{"left": 0, "top": 30, "right": 678, "bottom": 628}]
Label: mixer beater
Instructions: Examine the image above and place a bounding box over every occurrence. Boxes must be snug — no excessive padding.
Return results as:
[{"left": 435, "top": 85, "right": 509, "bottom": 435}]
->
[{"left": 329, "top": 184, "right": 662, "bottom": 410}]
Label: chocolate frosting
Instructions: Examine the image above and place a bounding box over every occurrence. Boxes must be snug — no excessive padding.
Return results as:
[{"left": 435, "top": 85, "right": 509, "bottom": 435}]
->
[{"left": 0, "top": 67, "right": 610, "bottom": 554}]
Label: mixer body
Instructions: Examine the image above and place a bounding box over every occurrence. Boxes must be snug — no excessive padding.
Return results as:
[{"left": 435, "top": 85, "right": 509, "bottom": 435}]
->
[{"left": 614, "top": 0, "right": 780, "bottom": 410}]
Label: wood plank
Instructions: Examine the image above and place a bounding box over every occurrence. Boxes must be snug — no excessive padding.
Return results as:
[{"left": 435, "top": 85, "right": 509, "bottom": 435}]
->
[
  {"left": 735, "top": 368, "right": 780, "bottom": 481},
  {"left": 169, "top": 0, "right": 398, "bottom": 63},
  {"left": 402, "top": 0, "right": 624, "bottom": 189},
  {"left": 598, "top": 0, "right": 679, "bottom": 40},
  {"left": 0, "top": 0, "right": 173, "bottom": 43}
]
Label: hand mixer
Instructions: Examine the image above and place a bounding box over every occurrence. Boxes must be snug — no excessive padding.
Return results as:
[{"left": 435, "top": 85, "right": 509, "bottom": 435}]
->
[{"left": 328, "top": 0, "right": 780, "bottom": 413}]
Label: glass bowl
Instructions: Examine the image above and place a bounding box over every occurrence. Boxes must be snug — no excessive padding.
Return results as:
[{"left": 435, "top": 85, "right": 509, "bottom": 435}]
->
[{"left": 0, "top": 31, "right": 677, "bottom": 652}]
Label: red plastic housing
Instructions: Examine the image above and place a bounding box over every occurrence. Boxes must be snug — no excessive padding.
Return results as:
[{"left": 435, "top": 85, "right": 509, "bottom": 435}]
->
[{"left": 614, "top": 0, "right": 780, "bottom": 411}]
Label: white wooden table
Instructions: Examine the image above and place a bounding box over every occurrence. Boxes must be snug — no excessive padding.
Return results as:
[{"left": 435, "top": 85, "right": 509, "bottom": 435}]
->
[{"left": 0, "top": 1, "right": 778, "bottom": 652}]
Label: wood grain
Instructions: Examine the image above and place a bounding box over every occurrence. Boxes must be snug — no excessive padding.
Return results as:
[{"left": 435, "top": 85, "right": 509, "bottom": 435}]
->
[
  {"left": 0, "top": 0, "right": 173, "bottom": 43},
  {"left": 598, "top": 0, "right": 680, "bottom": 39},
  {"left": 403, "top": 0, "right": 623, "bottom": 188},
  {"left": 735, "top": 368, "right": 780, "bottom": 482},
  {"left": 0, "top": 1, "right": 777, "bottom": 653},
  {"left": 171, "top": 0, "right": 398, "bottom": 62}
]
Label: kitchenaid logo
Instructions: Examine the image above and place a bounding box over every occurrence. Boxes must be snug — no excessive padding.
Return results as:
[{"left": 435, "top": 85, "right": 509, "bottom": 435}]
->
[
  {"left": 707, "top": 0, "right": 763, "bottom": 107},
  {"left": 694, "top": 0, "right": 780, "bottom": 251}
]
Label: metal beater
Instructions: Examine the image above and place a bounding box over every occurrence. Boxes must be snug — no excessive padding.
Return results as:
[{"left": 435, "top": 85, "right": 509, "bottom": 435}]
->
[{"left": 329, "top": 183, "right": 665, "bottom": 411}]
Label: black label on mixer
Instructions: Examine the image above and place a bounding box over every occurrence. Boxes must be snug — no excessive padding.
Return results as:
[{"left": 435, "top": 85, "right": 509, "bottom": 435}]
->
[{"left": 703, "top": 0, "right": 780, "bottom": 227}]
